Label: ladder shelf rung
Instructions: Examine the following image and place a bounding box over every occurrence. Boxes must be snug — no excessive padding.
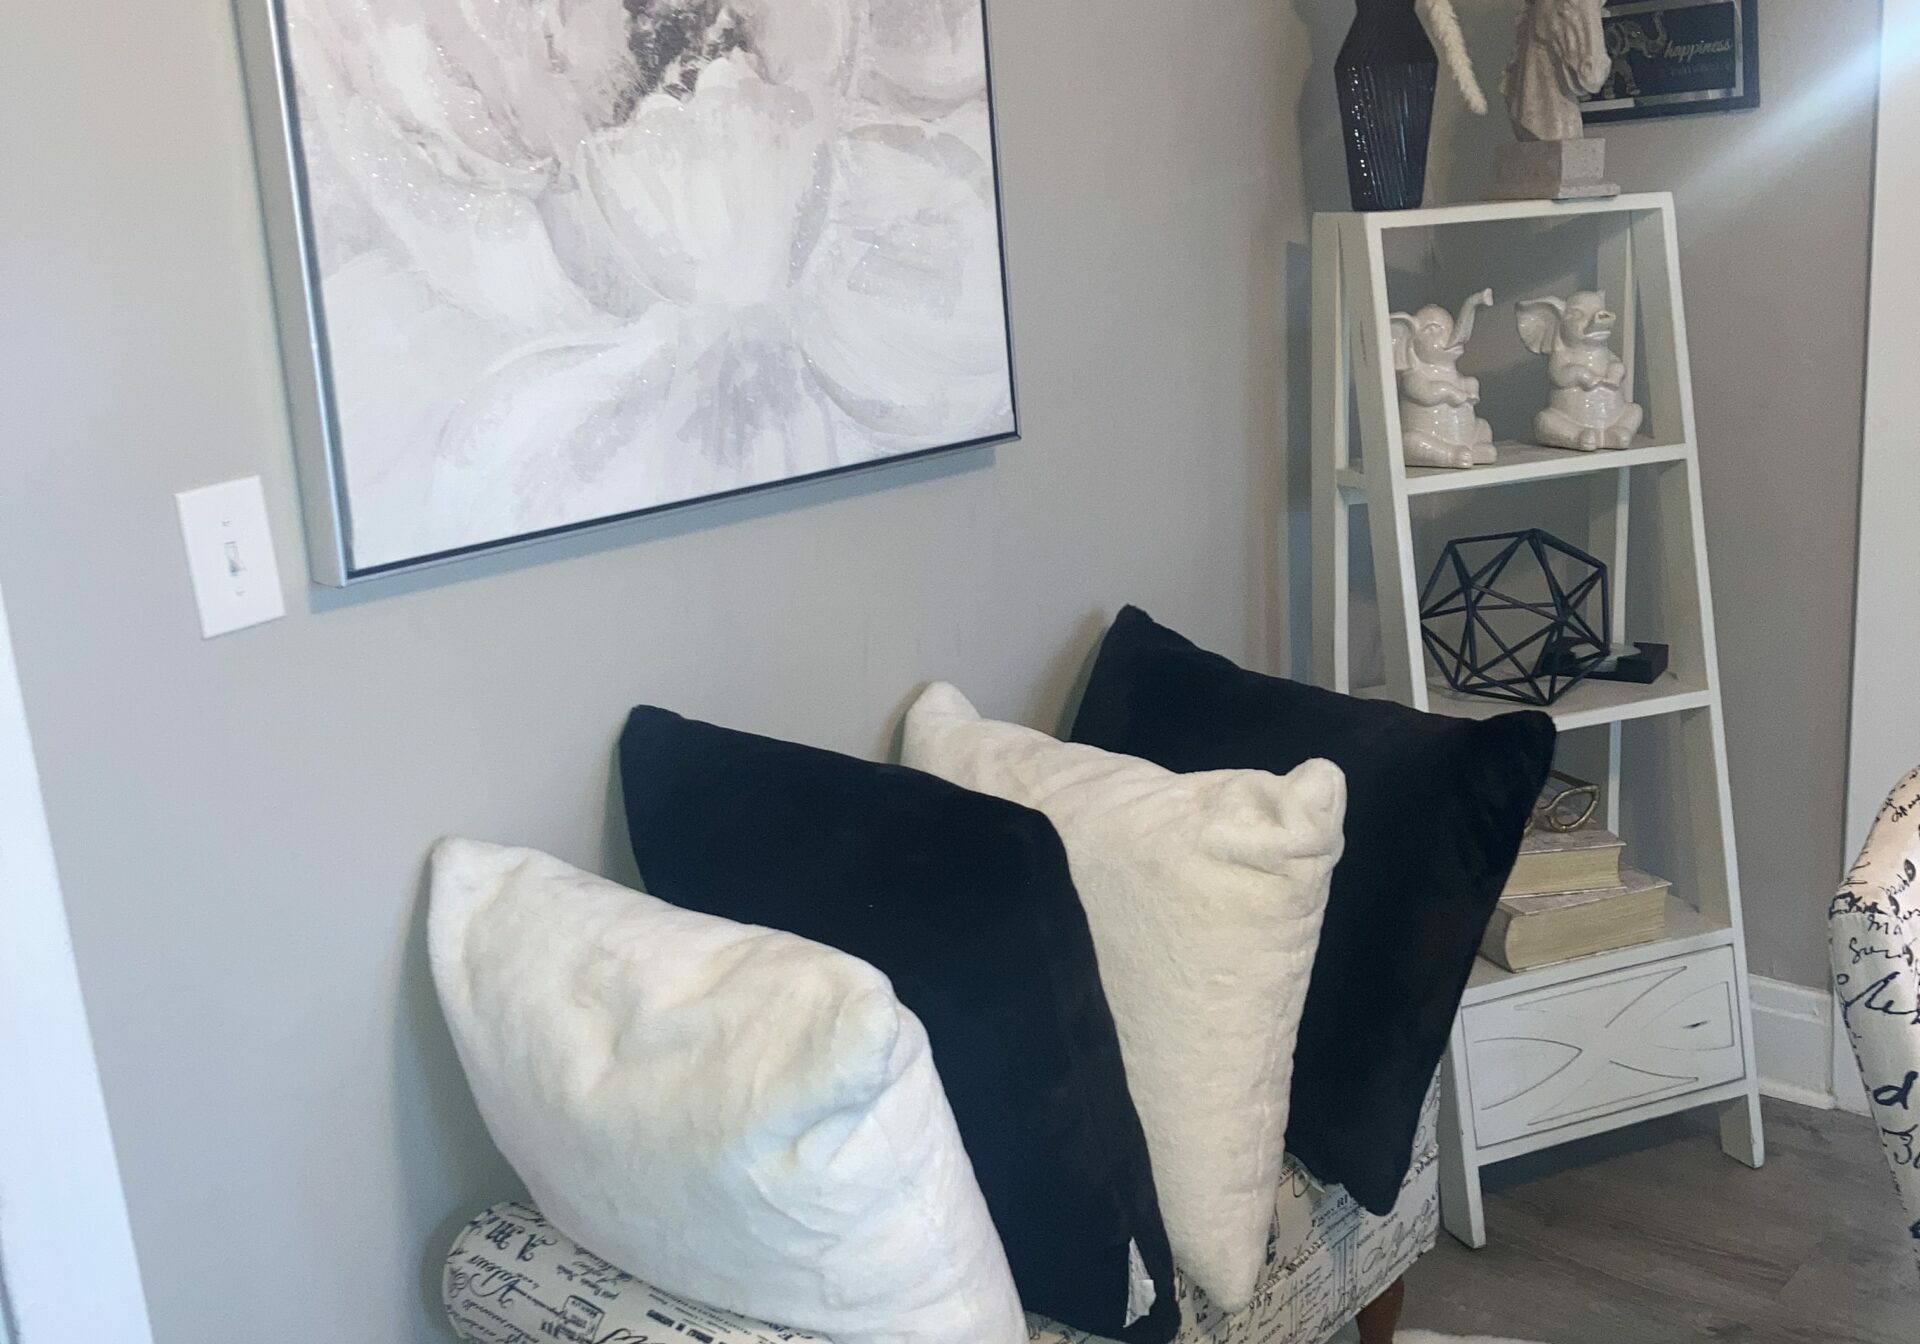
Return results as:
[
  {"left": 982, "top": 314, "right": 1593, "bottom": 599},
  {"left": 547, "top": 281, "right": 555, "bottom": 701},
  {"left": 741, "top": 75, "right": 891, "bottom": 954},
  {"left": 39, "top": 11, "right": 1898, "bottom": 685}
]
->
[
  {"left": 1354, "top": 672, "right": 1712, "bottom": 733},
  {"left": 1335, "top": 439, "right": 1691, "bottom": 500},
  {"left": 1323, "top": 193, "right": 1675, "bottom": 231}
]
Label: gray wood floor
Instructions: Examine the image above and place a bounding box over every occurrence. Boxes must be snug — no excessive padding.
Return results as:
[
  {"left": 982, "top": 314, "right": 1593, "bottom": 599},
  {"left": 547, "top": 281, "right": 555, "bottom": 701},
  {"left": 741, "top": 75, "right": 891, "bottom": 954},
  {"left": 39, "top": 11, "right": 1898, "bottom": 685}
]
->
[{"left": 1400, "top": 1099, "right": 1918, "bottom": 1343}]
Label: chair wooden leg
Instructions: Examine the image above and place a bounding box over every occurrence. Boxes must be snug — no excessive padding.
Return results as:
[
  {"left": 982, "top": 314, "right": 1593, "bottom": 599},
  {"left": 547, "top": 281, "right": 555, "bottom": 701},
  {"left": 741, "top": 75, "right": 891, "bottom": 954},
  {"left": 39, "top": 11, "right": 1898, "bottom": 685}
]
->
[{"left": 1355, "top": 1276, "right": 1406, "bottom": 1344}]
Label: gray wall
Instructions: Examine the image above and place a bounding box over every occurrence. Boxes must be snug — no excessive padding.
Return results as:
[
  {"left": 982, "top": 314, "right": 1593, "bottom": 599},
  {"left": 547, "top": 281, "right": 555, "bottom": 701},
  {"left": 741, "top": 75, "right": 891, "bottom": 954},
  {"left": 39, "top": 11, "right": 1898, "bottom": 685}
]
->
[
  {"left": 0, "top": 3, "right": 1329, "bottom": 1341},
  {"left": 1426, "top": 1, "right": 1879, "bottom": 989},
  {"left": 0, "top": 2, "right": 1875, "bottom": 1341}
]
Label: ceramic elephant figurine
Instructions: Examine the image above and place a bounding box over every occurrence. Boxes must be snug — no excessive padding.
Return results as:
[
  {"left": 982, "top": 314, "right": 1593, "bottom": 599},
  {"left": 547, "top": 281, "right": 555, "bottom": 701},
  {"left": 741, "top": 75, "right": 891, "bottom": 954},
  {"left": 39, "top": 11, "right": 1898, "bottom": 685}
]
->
[
  {"left": 1390, "top": 289, "right": 1496, "bottom": 470},
  {"left": 1517, "top": 291, "right": 1644, "bottom": 451}
]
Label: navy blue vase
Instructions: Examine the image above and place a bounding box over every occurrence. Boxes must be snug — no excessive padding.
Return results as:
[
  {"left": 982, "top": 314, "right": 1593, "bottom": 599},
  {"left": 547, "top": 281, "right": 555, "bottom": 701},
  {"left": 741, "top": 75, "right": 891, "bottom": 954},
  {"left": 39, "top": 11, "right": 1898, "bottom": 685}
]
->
[{"left": 1336, "top": 0, "right": 1439, "bottom": 211}]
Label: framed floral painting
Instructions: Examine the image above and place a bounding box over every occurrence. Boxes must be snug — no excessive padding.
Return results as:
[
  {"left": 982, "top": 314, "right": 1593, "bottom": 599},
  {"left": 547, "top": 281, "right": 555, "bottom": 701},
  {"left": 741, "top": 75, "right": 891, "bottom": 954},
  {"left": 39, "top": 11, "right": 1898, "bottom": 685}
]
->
[{"left": 237, "top": 1, "right": 1018, "bottom": 584}]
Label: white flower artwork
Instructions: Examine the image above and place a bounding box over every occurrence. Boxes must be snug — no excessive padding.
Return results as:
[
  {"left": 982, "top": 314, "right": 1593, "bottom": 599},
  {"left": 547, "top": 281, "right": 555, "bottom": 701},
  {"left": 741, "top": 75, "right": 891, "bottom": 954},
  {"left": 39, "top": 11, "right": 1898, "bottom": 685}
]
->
[{"left": 245, "top": 0, "right": 1017, "bottom": 581}]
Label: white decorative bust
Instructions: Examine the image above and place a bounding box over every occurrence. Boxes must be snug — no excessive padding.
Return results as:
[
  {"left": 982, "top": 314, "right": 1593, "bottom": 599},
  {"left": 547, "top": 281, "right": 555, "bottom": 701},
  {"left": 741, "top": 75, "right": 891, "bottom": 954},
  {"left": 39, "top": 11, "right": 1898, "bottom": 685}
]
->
[
  {"left": 1390, "top": 290, "right": 1496, "bottom": 470},
  {"left": 1493, "top": 0, "right": 1620, "bottom": 200},
  {"left": 1516, "top": 291, "right": 1644, "bottom": 451},
  {"left": 1507, "top": 0, "right": 1612, "bottom": 142}
]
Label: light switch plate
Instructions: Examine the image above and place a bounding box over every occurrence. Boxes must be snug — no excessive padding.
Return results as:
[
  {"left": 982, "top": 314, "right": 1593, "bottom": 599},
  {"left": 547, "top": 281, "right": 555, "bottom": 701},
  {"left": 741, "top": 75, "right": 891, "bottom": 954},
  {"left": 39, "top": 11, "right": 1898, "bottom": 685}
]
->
[{"left": 174, "top": 476, "right": 287, "bottom": 638}]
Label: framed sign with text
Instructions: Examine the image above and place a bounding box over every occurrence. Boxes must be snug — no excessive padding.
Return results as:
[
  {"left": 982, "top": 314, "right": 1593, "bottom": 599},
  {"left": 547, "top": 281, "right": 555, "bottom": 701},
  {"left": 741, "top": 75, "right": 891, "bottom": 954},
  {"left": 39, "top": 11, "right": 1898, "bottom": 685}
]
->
[{"left": 1583, "top": 0, "right": 1760, "bottom": 124}]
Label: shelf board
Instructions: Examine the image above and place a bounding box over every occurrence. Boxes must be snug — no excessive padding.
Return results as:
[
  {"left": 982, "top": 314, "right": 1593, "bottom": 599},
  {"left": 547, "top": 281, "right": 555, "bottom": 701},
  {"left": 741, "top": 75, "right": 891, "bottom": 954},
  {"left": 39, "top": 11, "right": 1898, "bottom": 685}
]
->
[
  {"left": 1322, "top": 192, "right": 1673, "bottom": 230},
  {"left": 1336, "top": 439, "right": 1690, "bottom": 500},
  {"left": 1356, "top": 671, "right": 1713, "bottom": 733},
  {"left": 1463, "top": 895, "right": 1733, "bottom": 1005}
]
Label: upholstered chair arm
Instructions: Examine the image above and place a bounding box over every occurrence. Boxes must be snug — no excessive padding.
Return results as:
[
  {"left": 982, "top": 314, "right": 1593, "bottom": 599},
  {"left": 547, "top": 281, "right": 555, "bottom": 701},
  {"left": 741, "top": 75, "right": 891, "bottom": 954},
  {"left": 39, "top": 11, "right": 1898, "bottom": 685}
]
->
[{"left": 1829, "top": 766, "right": 1920, "bottom": 1278}]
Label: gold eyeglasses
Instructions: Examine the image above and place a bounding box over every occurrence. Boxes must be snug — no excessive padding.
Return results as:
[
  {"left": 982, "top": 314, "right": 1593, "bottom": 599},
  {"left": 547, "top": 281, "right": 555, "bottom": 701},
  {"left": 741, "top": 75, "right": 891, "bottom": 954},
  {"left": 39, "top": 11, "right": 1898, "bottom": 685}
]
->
[{"left": 1526, "top": 770, "right": 1602, "bottom": 835}]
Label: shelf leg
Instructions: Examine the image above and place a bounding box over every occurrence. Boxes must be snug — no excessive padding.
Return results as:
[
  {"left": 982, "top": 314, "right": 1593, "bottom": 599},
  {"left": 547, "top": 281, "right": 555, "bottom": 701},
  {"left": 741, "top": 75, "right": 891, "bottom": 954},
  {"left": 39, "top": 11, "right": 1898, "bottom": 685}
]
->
[
  {"left": 1311, "top": 214, "right": 1351, "bottom": 693},
  {"left": 1718, "top": 1085, "right": 1765, "bottom": 1168},
  {"left": 1437, "top": 1039, "right": 1487, "bottom": 1248},
  {"left": 1340, "top": 219, "right": 1425, "bottom": 707}
]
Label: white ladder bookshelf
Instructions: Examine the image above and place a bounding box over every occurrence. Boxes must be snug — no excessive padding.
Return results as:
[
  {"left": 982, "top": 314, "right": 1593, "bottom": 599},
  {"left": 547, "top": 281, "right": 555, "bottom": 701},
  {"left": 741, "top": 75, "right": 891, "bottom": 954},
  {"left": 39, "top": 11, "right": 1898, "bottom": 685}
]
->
[{"left": 1310, "top": 193, "right": 1764, "bottom": 1249}]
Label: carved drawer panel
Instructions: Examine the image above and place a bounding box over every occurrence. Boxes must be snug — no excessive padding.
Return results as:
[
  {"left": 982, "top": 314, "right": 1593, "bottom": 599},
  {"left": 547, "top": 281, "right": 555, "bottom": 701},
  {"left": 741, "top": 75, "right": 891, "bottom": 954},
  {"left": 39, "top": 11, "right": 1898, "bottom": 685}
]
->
[{"left": 1462, "top": 947, "right": 1744, "bottom": 1149}]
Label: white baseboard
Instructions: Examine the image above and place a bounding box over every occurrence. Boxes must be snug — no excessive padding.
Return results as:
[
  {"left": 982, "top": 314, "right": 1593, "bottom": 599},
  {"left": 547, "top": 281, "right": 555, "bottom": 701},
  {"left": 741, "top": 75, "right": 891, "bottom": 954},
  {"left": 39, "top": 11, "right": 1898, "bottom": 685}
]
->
[
  {"left": 1752, "top": 976, "right": 1837, "bottom": 1108},
  {"left": 1750, "top": 974, "right": 1874, "bottom": 1114}
]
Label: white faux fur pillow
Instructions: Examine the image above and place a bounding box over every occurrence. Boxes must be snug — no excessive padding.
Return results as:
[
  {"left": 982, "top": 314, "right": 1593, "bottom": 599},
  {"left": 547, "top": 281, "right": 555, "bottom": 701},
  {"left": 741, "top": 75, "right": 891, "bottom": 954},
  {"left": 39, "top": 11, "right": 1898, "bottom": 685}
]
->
[
  {"left": 427, "top": 839, "right": 1026, "bottom": 1344},
  {"left": 902, "top": 683, "right": 1345, "bottom": 1312}
]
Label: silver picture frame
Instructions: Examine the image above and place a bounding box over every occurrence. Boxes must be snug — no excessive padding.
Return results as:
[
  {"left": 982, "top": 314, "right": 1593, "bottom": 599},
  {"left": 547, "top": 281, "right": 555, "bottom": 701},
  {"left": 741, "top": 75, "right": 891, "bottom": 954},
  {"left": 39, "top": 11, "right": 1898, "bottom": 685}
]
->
[
  {"left": 1583, "top": 0, "right": 1761, "bottom": 124},
  {"left": 232, "top": 1, "right": 1020, "bottom": 586}
]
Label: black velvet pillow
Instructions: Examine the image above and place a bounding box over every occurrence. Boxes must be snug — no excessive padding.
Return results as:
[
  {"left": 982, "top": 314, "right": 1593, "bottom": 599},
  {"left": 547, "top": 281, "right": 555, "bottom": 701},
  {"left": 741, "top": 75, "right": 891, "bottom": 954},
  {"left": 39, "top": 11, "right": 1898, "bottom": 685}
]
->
[
  {"left": 1070, "top": 607, "right": 1555, "bottom": 1215},
  {"left": 619, "top": 707, "right": 1179, "bottom": 1344}
]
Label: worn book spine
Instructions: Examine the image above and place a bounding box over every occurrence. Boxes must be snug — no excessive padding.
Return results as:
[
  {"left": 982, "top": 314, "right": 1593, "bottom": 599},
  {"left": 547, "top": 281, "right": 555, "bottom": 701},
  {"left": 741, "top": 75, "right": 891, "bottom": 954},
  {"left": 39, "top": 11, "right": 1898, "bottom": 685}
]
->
[
  {"left": 1480, "top": 868, "right": 1669, "bottom": 972},
  {"left": 1502, "top": 826, "right": 1625, "bottom": 897}
]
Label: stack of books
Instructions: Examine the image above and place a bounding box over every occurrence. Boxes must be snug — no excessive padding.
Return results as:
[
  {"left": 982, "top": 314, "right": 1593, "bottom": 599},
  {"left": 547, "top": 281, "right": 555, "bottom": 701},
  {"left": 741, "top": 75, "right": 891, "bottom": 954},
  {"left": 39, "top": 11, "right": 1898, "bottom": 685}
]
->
[{"left": 1480, "top": 824, "right": 1671, "bottom": 972}]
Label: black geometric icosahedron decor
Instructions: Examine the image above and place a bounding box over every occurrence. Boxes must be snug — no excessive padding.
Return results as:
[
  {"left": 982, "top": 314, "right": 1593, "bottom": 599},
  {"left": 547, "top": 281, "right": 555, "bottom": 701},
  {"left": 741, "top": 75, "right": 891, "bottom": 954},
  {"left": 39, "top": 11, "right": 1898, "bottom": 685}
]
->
[{"left": 1419, "top": 529, "right": 1611, "bottom": 707}]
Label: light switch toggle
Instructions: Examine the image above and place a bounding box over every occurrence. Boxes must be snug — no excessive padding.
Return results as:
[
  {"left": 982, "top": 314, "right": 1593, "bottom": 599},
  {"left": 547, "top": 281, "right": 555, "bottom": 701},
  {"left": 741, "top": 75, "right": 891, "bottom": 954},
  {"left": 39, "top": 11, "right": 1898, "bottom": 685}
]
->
[{"left": 175, "top": 476, "right": 287, "bottom": 638}]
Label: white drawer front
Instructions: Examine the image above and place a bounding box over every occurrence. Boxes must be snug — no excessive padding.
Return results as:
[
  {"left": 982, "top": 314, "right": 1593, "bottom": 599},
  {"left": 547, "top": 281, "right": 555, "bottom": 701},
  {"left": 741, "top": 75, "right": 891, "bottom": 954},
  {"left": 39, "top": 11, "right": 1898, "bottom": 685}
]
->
[{"left": 1462, "top": 946, "right": 1744, "bottom": 1149}]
